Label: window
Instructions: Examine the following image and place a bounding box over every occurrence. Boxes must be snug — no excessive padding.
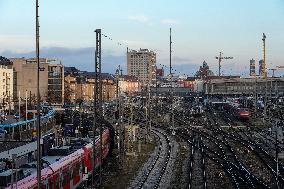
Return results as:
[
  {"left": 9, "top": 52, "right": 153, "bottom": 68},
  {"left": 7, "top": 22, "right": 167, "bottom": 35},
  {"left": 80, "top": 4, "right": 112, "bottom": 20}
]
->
[
  {"left": 55, "top": 174, "right": 59, "bottom": 188},
  {"left": 48, "top": 178, "right": 54, "bottom": 189}
]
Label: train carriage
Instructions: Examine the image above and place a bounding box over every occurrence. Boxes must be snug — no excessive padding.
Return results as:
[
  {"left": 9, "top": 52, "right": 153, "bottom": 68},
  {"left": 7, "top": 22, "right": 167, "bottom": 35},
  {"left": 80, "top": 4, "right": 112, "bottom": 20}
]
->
[{"left": 6, "top": 129, "right": 110, "bottom": 189}]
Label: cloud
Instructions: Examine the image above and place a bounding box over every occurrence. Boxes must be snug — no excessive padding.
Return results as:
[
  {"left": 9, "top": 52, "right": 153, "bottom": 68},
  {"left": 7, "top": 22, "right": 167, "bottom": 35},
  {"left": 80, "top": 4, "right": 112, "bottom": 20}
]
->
[
  {"left": 128, "top": 15, "right": 149, "bottom": 23},
  {"left": 120, "top": 39, "right": 150, "bottom": 50},
  {"left": 1, "top": 47, "right": 126, "bottom": 74},
  {"left": 161, "top": 19, "right": 178, "bottom": 25},
  {"left": 0, "top": 34, "right": 67, "bottom": 53},
  {"left": 157, "top": 56, "right": 199, "bottom": 75}
]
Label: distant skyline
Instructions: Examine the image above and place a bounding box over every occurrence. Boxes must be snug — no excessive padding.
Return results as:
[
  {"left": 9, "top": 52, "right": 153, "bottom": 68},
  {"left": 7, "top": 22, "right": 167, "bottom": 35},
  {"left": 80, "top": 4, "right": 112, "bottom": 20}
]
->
[{"left": 1, "top": 0, "right": 284, "bottom": 76}]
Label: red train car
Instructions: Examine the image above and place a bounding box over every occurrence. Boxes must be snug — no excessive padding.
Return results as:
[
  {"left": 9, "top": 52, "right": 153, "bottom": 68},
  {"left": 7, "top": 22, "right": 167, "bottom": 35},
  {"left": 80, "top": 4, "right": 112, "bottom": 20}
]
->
[
  {"left": 234, "top": 108, "right": 251, "bottom": 119},
  {"left": 6, "top": 128, "right": 110, "bottom": 189}
]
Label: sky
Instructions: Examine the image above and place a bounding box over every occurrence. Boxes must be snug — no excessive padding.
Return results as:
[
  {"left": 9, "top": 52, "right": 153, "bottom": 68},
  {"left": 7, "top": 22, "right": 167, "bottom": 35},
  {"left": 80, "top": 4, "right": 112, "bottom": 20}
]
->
[{"left": 0, "top": 0, "right": 284, "bottom": 76}]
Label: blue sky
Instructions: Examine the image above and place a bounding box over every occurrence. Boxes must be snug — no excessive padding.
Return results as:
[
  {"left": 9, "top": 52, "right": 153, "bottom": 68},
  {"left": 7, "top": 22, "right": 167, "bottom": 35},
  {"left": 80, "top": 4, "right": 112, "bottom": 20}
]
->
[{"left": 0, "top": 0, "right": 284, "bottom": 76}]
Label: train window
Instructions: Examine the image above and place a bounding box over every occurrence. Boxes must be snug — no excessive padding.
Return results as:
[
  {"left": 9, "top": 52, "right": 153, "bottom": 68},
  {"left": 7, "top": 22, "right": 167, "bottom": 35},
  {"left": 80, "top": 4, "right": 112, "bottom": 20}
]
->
[
  {"left": 70, "top": 166, "right": 75, "bottom": 179},
  {"left": 55, "top": 175, "right": 59, "bottom": 188},
  {"left": 81, "top": 160, "right": 85, "bottom": 172},
  {"left": 73, "top": 162, "right": 80, "bottom": 177},
  {"left": 48, "top": 178, "right": 54, "bottom": 189},
  {"left": 88, "top": 152, "right": 92, "bottom": 159},
  {"left": 59, "top": 174, "right": 63, "bottom": 188},
  {"left": 62, "top": 170, "right": 70, "bottom": 185}
]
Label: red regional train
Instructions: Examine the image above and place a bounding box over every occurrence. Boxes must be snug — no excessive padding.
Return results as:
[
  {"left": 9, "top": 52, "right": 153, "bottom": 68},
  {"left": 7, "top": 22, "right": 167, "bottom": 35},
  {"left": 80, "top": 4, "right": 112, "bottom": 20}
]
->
[
  {"left": 6, "top": 128, "right": 110, "bottom": 189},
  {"left": 233, "top": 108, "right": 251, "bottom": 119}
]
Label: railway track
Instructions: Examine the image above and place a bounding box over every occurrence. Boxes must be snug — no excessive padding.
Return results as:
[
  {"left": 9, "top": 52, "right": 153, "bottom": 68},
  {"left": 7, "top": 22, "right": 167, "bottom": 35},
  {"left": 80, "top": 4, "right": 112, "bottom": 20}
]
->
[
  {"left": 129, "top": 128, "right": 171, "bottom": 189},
  {"left": 208, "top": 108, "right": 284, "bottom": 188},
  {"left": 175, "top": 115, "right": 269, "bottom": 189},
  {"left": 189, "top": 131, "right": 207, "bottom": 189}
]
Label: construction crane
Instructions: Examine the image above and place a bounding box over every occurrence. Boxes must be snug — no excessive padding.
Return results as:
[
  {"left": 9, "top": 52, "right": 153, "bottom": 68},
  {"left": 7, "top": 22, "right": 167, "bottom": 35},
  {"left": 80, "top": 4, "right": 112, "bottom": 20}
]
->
[
  {"left": 215, "top": 52, "right": 233, "bottom": 77},
  {"left": 269, "top": 66, "right": 284, "bottom": 77}
]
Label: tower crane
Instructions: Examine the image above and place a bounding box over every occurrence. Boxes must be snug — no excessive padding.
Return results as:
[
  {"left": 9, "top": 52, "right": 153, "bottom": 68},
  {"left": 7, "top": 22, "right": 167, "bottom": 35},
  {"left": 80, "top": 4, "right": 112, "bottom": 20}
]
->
[
  {"left": 215, "top": 52, "right": 233, "bottom": 77},
  {"left": 269, "top": 66, "right": 284, "bottom": 77}
]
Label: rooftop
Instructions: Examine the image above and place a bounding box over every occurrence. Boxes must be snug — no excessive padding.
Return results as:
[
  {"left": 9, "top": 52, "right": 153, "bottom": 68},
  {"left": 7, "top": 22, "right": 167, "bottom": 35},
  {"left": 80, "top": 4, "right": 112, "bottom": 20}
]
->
[{"left": 0, "top": 56, "right": 13, "bottom": 66}]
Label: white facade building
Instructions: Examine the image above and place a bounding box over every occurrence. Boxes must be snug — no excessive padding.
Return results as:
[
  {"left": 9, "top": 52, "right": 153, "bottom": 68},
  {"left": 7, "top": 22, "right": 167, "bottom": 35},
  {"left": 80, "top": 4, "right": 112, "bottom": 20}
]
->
[{"left": 0, "top": 64, "right": 13, "bottom": 111}]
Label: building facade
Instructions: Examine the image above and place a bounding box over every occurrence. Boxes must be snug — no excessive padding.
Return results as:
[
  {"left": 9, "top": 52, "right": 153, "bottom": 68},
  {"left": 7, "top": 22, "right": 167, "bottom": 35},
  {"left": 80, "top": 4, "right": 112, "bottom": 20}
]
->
[
  {"left": 0, "top": 57, "right": 14, "bottom": 111},
  {"left": 10, "top": 58, "right": 64, "bottom": 105},
  {"left": 64, "top": 72, "right": 116, "bottom": 104},
  {"left": 118, "top": 75, "right": 139, "bottom": 95},
  {"left": 204, "top": 77, "right": 284, "bottom": 96},
  {"left": 127, "top": 49, "right": 156, "bottom": 86},
  {"left": 250, "top": 59, "right": 256, "bottom": 76}
]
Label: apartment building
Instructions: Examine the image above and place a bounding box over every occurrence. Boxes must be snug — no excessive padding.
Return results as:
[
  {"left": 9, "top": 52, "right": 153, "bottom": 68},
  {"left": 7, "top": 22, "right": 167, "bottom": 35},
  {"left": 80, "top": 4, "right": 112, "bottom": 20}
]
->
[
  {"left": 0, "top": 56, "right": 13, "bottom": 111},
  {"left": 64, "top": 70, "right": 116, "bottom": 104},
  {"left": 10, "top": 58, "right": 64, "bottom": 105},
  {"left": 127, "top": 49, "right": 156, "bottom": 86}
]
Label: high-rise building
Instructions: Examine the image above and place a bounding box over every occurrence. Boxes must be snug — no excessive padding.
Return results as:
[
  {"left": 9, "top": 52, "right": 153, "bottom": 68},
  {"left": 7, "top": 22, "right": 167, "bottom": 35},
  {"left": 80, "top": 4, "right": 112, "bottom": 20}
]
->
[
  {"left": 249, "top": 59, "right": 256, "bottom": 76},
  {"left": 127, "top": 49, "right": 156, "bottom": 86}
]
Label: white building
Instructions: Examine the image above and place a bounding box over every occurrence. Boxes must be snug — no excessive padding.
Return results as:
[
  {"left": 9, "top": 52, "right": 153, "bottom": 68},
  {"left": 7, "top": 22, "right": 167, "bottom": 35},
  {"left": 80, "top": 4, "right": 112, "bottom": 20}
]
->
[
  {"left": 0, "top": 56, "right": 14, "bottom": 111},
  {"left": 127, "top": 49, "right": 156, "bottom": 86},
  {"left": 194, "top": 79, "right": 204, "bottom": 92}
]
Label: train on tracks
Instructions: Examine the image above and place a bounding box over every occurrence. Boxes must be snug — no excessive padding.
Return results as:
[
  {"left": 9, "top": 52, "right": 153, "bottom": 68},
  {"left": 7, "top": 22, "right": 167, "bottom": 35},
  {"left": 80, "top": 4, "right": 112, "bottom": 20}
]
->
[
  {"left": 222, "top": 101, "right": 251, "bottom": 119},
  {"left": 5, "top": 128, "right": 111, "bottom": 189}
]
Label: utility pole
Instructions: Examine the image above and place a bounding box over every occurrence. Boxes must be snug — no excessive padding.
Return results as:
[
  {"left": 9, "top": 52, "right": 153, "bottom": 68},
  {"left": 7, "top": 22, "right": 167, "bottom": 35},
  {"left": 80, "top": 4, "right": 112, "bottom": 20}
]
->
[
  {"left": 26, "top": 90, "right": 28, "bottom": 129},
  {"left": 262, "top": 33, "right": 267, "bottom": 77},
  {"left": 254, "top": 76, "right": 258, "bottom": 118},
  {"left": 92, "top": 29, "right": 103, "bottom": 188},
  {"left": 170, "top": 28, "right": 172, "bottom": 76},
  {"left": 35, "top": 0, "right": 42, "bottom": 188},
  {"left": 169, "top": 28, "right": 175, "bottom": 135},
  {"left": 18, "top": 91, "right": 21, "bottom": 140},
  {"left": 263, "top": 33, "right": 268, "bottom": 122},
  {"left": 215, "top": 52, "right": 233, "bottom": 77},
  {"left": 119, "top": 65, "right": 124, "bottom": 167}
]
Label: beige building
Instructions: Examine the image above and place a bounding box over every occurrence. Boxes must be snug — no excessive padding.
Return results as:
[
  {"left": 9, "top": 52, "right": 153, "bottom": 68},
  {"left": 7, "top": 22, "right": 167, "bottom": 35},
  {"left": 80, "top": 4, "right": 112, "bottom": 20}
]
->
[
  {"left": 127, "top": 49, "right": 156, "bottom": 86},
  {"left": 119, "top": 75, "right": 139, "bottom": 95},
  {"left": 64, "top": 73, "right": 116, "bottom": 104},
  {"left": 10, "top": 58, "right": 64, "bottom": 105},
  {"left": 0, "top": 57, "right": 14, "bottom": 111}
]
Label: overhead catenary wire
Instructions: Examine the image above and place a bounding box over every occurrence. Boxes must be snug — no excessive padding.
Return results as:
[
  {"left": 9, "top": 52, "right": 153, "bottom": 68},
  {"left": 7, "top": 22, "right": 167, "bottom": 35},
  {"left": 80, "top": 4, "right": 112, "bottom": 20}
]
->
[{"left": 101, "top": 32, "right": 189, "bottom": 77}]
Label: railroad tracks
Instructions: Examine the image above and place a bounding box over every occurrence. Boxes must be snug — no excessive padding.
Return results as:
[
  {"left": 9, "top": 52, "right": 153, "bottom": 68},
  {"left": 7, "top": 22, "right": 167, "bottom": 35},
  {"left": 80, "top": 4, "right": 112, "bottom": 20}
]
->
[
  {"left": 189, "top": 132, "right": 207, "bottom": 189},
  {"left": 129, "top": 128, "right": 171, "bottom": 189},
  {"left": 205, "top": 109, "right": 284, "bottom": 188},
  {"left": 175, "top": 115, "right": 269, "bottom": 189}
]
